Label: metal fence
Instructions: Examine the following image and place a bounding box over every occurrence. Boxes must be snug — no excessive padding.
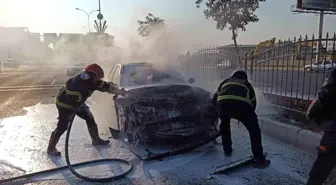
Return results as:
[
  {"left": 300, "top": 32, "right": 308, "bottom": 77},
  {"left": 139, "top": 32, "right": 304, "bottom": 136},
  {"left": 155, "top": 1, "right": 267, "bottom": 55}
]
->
[{"left": 184, "top": 33, "right": 336, "bottom": 113}]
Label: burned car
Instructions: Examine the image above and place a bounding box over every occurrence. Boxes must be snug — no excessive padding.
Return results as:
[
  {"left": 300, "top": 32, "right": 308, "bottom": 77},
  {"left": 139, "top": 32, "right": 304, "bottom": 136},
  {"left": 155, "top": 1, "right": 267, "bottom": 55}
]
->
[
  {"left": 65, "top": 59, "right": 87, "bottom": 76},
  {"left": 107, "top": 62, "right": 219, "bottom": 150}
]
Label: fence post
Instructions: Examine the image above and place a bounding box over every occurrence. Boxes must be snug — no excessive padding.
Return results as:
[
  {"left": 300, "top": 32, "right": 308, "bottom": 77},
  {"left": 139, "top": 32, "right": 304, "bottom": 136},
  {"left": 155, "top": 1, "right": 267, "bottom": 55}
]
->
[
  {"left": 244, "top": 52, "right": 248, "bottom": 71},
  {"left": 250, "top": 50, "right": 254, "bottom": 81}
]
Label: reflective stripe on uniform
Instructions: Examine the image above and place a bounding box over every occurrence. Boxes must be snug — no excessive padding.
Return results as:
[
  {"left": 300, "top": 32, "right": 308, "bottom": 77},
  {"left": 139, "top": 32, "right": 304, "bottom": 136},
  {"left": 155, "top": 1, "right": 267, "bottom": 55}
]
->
[
  {"left": 217, "top": 95, "right": 253, "bottom": 106},
  {"left": 217, "top": 82, "right": 255, "bottom": 105},
  {"left": 221, "top": 82, "right": 250, "bottom": 99},
  {"left": 64, "top": 86, "right": 82, "bottom": 102},
  {"left": 55, "top": 85, "right": 82, "bottom": 110},
  {"left": 56, "top": 99, "right": 75, "bottom": 110}
]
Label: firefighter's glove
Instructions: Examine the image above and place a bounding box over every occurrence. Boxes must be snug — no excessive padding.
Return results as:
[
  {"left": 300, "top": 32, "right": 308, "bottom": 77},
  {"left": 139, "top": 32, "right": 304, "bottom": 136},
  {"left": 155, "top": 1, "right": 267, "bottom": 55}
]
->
[
  {"left": 306, "top": 97, "right": 325, "bottom": 125},
  {"left": 116, "top": 88, "right": 127, "bottom": 97},
  {"left": 106, "top": 82, "right": 118, "bottom": 93}
]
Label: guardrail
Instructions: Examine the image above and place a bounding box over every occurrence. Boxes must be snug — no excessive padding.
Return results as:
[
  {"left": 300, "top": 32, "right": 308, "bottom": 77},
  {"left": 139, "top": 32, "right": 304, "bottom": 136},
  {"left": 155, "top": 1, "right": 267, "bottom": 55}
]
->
[{"left": 184, "top": 33, "right": 336, "bottom": 113}]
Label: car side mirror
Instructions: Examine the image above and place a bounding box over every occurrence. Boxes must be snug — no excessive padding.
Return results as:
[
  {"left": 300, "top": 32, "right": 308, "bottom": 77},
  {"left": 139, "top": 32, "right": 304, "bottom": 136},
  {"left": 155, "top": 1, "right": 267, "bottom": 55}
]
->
[{"left": 188, "top": 78, "right": 195, "bottom": 84}]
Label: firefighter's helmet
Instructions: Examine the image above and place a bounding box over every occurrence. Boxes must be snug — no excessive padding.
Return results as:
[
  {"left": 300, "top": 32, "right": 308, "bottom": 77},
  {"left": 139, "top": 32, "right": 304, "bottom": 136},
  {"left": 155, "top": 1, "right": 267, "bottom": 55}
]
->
[{"left": 84, "top": 63, "right": 104, "bottom": 79}]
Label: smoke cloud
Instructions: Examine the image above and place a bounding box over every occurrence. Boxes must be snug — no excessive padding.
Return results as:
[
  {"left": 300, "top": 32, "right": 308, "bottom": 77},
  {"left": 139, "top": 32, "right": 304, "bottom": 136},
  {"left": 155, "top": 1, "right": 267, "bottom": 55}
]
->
[{"left": 0, "top": 9, "right": 275, "bottom": 131}]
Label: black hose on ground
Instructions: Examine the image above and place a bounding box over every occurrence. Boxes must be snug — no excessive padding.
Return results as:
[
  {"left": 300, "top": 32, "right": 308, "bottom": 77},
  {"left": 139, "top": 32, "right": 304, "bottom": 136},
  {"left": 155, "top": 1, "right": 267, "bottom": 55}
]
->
[
  {"left": 0, "top": 110, "right": 133, "bottom": 184},
  {"left": 63, "top": 111, "right": 133, "bottom": 182}
]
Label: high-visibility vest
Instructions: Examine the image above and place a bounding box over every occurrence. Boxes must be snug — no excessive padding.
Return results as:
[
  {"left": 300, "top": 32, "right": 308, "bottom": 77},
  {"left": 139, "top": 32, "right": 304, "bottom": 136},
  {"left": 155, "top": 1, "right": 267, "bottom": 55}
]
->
[
  {"left": 56, "top": 86, "right": 83, "bottom": 110},
  {"left": 217, "top": 82, "right": 256, "bottom": 106}
]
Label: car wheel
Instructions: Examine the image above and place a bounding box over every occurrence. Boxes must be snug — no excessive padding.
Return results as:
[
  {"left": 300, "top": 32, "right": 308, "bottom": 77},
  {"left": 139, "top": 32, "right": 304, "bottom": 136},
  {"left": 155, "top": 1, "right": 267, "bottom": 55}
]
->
[{"left": 305, "top": 67, "right": 311, "bottom": 72}]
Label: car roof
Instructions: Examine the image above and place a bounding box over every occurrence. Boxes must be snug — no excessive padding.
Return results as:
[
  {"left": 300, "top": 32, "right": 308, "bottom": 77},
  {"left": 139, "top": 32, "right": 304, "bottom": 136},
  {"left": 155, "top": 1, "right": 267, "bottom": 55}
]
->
[
  {"left": 120, "top": 62, "right": 148, "bottom": 66},
  {"left": 117, "top": 62, "right": 187, "bottom": 86}
]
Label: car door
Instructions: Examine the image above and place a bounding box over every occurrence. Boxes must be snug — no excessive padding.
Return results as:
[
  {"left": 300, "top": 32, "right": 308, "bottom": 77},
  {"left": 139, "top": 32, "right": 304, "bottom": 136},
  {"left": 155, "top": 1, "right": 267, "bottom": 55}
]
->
[
  {"left": 112, "top": 65, "right": 121, "bottom": 87},
  {"left": 314, "top": 60, "right": 323, "bottom": 71},
  {"left": 108, "top": 66, "right": 117, "bottom": 82},
  {"left": 324, "top": 61, "right": 332, "bottom": 70},
  {"left": 106, "top": 65, "right": 120, "bottom": 130},
  {"left": 329, "top": 61, "right": 336, "bottom": 70}
]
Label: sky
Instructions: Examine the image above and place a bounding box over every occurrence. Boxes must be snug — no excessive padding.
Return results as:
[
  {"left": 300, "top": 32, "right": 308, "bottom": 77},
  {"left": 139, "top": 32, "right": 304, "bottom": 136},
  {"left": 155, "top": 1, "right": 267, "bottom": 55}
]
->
[{"left": 1, "top": 0, "right": 336, "bottom": 50}]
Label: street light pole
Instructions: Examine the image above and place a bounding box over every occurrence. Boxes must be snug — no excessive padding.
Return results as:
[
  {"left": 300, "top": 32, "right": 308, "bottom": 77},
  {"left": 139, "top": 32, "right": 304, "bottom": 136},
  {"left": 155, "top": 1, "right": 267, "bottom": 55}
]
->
[
  {"left": 75, "top": 8, "right": 99, "bottom": 32},
  {"left": 98, "top": 0, "right": 102, "bottom": 27}
]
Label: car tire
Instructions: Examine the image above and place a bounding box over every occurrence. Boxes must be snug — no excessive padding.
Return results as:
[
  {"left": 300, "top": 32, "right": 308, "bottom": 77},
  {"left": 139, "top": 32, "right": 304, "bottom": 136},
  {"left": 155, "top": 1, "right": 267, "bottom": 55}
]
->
[{"left": 305, "top": 67, "right": 311, "bottom": 72}]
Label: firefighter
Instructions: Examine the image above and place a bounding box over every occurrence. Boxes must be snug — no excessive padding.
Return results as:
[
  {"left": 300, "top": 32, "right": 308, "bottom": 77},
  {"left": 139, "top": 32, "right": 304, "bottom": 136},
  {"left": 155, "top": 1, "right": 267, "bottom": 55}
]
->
[
  {"left": 306, "top": 68, "right": 336, "bottom": 185},
  {"left": 213, "top": 69, "right": 271, "bottom": 168},
  {"left": 47, "top": 63, "right": 127, "bottom": 156}
]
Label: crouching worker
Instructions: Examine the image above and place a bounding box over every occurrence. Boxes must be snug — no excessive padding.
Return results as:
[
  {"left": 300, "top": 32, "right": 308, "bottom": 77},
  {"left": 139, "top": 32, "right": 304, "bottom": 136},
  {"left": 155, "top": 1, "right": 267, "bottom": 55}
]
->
[
  {"left": 306, "top": 68, "right": 336, "bottom": 185},
  {"left": 212, "top": 70, "right": 271, "bottom": 168},
  {"left": 47, "top": 63, "right": 127, "bottom": 156}
]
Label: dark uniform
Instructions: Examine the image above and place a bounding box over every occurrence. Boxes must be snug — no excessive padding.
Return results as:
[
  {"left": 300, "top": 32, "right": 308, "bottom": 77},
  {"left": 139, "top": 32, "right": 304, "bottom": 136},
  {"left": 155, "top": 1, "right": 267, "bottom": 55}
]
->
[
  {"left": 213, "top": 70, "right": 270, "bottom": 168},
  {"left": 47, "top": 63, "right": 124, "bottom": 156},
  {"left": 306, "top": 68, "right": 336, "bottom": 185}
]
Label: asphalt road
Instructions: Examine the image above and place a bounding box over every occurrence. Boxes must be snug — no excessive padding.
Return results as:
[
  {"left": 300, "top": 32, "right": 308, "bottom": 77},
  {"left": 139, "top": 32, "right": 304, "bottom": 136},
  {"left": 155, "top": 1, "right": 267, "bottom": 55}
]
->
[
  {"left": 185, "top": 67, "right": 330, "bottom": 100},
  {"left": 0, "top": 70, "right": 68, "bottom": 118},
  {"left": 249, "top": 68, "right": 329, "bottom": 99},
  {"left": 0, "top": 72, "right": 67, "bottom": 87},
  {"left": 0, "top": 68, "right": 335, "bottom": 184},
  {"left": 1, "top": 95, "right": 335, "bottom": 185}
]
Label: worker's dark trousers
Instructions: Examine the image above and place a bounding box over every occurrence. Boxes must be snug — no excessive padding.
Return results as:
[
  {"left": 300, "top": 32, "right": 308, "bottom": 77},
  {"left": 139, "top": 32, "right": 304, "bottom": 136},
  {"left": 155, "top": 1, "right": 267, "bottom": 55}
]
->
[
  {"left": 52, "top": 104, "right": 97, "bottom": 139},
  {"left": 306, "top": 120, "right": 336, "bottom": 185},
  {"left": 216, "top": 100, "right": 264, "bottom": 159}
]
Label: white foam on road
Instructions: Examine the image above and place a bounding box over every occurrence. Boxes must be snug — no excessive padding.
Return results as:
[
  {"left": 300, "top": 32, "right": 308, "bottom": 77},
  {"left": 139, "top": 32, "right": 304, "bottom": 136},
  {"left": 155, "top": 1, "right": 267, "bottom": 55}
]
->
[
  {"left": 0, "top": 84, "right": 62, "bottom": 89},
  {"left": 0, "top": 101, "right": 325, "bottom": 185}
]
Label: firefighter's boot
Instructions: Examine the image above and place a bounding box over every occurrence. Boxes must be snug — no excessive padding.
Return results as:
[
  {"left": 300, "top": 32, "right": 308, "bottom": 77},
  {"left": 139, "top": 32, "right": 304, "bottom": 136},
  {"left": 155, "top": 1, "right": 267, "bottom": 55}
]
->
[
  {"left": 252, "top": 154, "right": 271, "bottom": 168},
  {"left": 224, "top": 147, "right": 233, "bottom": 157},
  {"left": 88, "top": 126, "right": 110, "bottom": 146},
  {"left": 47, "top": 131, "right": 62, "bottom": 156}
]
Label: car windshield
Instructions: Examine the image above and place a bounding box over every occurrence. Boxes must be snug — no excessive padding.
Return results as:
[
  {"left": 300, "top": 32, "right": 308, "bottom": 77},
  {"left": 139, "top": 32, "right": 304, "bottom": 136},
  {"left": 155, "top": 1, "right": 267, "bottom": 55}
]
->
[{"left": 121, "top": 63, "right": 186, "bottom": 87}]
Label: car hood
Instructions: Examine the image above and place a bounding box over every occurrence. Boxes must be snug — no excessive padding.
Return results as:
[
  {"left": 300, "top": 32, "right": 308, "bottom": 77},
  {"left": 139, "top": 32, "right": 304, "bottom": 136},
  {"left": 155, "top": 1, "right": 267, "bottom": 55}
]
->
[
  {"left": 122, "top": 83, "right": 198, "bottom": 90},
  {"left": 114, "top": 83, "right": 213, "bottom": 109},
  {"left": 121, "top": 83, "right": 210, "bottom": 97}
]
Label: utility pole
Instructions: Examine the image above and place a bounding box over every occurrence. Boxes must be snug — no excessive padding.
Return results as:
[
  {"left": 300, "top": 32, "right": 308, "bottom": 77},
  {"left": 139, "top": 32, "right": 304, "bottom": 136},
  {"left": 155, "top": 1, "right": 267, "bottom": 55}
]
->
[
  {"left": 95, "top": 0, "right": 105, "bottom": 33},
  {"left": 316, "top": 10, "right": 324, "bottom": 63},
  {"left": 75, "top": 8, "right": 99, "bottom": 32},
  {"left": 99, "top": 0, "right": 102, "bottom": 27}
]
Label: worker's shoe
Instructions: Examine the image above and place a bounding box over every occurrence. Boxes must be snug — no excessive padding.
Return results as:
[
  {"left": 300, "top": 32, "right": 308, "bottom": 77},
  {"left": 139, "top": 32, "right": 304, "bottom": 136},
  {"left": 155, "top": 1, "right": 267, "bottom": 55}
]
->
[
  {"left": 92, "top": 138, "right": 110, "bottom": 146},
  {"left": 88, "top": 126, "right": 110, "bottom": 146},
  {"left": 224, "top": 147, "right": 233, "bottom": 157},
  {"left": 47, "top": 131, "right": 62, "bottom": 156},
  {"left": 252, "top": 157, "right": 271, "bottom": 168}
]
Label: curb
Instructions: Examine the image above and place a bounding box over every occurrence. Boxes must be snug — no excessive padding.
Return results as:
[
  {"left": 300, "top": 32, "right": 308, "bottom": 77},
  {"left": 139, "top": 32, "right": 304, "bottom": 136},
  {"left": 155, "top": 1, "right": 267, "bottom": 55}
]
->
[{"left": 259, "top": 117, "right": 322, "bottom": 155}]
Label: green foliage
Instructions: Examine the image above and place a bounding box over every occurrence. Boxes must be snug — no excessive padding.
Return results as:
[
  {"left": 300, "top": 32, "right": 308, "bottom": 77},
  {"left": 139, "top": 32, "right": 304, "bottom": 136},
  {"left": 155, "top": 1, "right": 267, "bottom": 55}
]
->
[
  {"left": 195, "top": 0, "right": 265, "bottom": 36},
  {"left": 137, "top": 13, "right": 165, "bottom": 37},
  {"left": 195, "top": 0, "right": 265, "bottom": 63}
]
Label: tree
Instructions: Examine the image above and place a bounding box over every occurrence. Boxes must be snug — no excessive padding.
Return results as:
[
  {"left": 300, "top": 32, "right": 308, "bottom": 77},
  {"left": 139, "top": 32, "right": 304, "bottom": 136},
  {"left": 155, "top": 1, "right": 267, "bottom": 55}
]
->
[
  {"left": 195, "top": 0, "right": 266, "bottom": 63},
  {"left": 94, "top": 20, "right": 108, "bottom": 33},
  {"left": 137, "top": 13, "right": 165, "bottom": 37}
]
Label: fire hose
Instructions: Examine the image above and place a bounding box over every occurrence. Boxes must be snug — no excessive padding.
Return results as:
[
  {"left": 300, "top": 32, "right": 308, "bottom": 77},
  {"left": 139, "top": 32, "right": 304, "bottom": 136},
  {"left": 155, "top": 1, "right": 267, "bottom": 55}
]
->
[{"left": 0, "top": 102, "right": 133, "bottom": 184}]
